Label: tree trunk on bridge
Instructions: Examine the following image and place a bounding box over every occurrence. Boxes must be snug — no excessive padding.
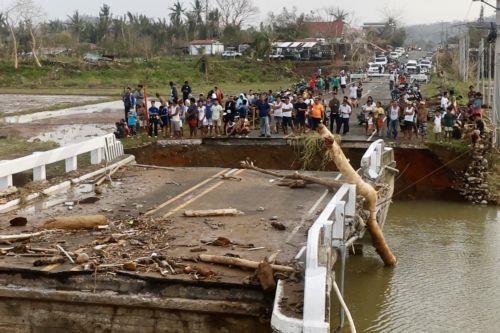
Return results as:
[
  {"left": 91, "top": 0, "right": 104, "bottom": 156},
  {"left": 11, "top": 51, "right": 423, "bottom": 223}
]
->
[{"left": 317, "top": 124, "right": 397, "bottom": 266}]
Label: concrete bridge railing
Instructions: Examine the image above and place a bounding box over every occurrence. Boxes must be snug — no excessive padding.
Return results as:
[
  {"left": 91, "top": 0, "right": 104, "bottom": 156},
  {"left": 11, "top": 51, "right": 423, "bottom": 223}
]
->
[
  {"left": 0, "top": 134, "right": 124, "bottom": 190},
  {"left": 272, "top": 139, "right": 393, "bottom": 333}
]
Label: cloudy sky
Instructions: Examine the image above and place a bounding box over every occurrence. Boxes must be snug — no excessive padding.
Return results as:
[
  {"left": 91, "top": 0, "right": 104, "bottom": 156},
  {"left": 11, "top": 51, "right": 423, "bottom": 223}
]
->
[{"left": 4, "top": 0, "right": 495, "bottom": 26}]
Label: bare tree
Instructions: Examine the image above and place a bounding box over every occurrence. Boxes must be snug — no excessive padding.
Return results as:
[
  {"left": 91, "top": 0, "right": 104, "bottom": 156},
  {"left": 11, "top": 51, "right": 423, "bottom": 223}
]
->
[
  {"left": 8, "top": 0, "right": 45, "bottom": 68},
  {"left": 2, "top": 1, "right": 20, "bottom": 69},
  {"left": 215, "top": 0, "right": 258, "bottom": 28}
]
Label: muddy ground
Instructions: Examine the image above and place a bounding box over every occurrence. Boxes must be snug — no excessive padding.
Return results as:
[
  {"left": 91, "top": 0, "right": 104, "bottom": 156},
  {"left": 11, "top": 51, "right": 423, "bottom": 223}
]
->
[{"left": 0, "top": 94, "right": 109, "bottom": 115}]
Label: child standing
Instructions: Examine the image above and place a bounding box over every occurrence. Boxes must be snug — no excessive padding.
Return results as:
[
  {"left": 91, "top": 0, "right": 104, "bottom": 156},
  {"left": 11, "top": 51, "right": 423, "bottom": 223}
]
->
[
  {"left": 443, "top": 106, "right": 455, "bottom": 143},
  {"left": 433, "top": 110, "right": 442, "bottom": 142},
  {"left": 127, "top": 109, "right": 137, "bottom": 136},
  {"left": 367, "top": 112, "right": 374, "bottom": 136}
]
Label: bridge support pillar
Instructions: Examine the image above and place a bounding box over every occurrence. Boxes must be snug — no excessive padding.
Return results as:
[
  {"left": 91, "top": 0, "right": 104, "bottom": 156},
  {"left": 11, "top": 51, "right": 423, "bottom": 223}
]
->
[
  {"left": 65, "top": 156, "right": 77, "bottom": 172},
  {"left": 0, "top": 175, "right": 13, "bottom": 190},
  {"left": 91, "top": 148, "right": 103, "bottom": 165},
  {"left": 33, "top": 165, "right": 46, "bottom": 182}
]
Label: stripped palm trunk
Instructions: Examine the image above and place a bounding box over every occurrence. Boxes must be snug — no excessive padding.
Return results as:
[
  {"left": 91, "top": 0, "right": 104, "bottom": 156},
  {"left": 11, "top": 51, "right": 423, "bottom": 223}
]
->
[{"left": 318, "top": 124, "right": 397, "bottom": 266}]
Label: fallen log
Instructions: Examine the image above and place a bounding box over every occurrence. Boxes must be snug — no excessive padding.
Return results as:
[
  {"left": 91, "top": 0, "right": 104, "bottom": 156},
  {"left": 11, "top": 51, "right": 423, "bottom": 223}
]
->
[
  {"left": 240, "top": 161, "right": 343, "bottom": 190},
  {"left": 198, "top": 254, "right": 294, "bottom": 273},
  {"left": 183, "top": 209, "right": 243, "bottom": 217},
  {"left": 41, "top": 215, "right": 108, "bottom": 230},
  {"left": 317, "top": 124, "right": 396, "bottom": 266}
]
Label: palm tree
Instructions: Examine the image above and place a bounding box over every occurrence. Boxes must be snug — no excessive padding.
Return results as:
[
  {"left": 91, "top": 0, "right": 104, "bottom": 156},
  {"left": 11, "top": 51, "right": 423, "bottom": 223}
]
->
[
  {"left": 169, "top": 1, "right": 185, "bottom": 27},
  {"left": 67, "top": 10, "right": 85, "bottom": 43}
]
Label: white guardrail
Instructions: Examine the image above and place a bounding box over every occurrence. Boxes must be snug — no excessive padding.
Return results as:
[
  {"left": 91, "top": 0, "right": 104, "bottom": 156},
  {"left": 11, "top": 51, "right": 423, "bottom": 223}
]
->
[
  {"left": 0, "top": 134, "right": 124, "bottom": 190},
  {"left": 272, "top": 139, "right": 390, "bottom": 333}
]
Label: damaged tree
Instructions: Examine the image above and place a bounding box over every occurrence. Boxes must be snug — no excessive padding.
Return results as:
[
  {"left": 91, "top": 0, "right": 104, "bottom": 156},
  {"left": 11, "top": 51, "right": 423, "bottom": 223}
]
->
[{"left": 317, "top": 124, "right": 396, "bottom": 266}]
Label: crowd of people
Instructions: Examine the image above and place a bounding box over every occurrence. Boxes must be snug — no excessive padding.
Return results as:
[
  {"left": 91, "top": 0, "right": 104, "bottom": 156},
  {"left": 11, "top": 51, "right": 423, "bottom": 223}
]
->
[{"left": 115, "top": 73, "right": 485, "bottom": 144}]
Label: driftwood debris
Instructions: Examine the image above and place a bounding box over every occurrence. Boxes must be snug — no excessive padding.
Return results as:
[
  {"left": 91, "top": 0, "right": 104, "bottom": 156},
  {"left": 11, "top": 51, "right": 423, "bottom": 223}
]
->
[
  {"left": 317, "top": 125, "right": 396, "bottom": 266},
  {"left": 0, "top": 231, "right": 51, "bottom": 244},
  {"left": 131, "top": 164, "right": 175, "bottom": 171},
  {"left": 9, "top": 217, "right": 28, "bottom": 227},
  {"left": 95, "top": 165, "right": 122, "bottom": 186},
  {"left": 256, "top": 261, "right": 276, "bottom": 292},
  {"left": 198, "top": 254, "right": 294, "bottom": 273},
  {"left": 240, "top": 161, "right": 344, "bottom": 190},
  {"left": 41, "top": 215, "right": 108, "bottom": 230},
  {"left": 33, "top": 256, "right": 66, "bottom": 267},
  {"left": 183, "top": 209, "right": 243, "bottom": 217}
]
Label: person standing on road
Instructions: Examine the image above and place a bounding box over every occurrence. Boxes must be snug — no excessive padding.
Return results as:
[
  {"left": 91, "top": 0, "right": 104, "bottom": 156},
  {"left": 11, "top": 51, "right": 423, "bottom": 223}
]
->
[
  {"left": 349, "top": 84, "right": 358, "bottom": 108},
  {"left": 331, "top": 75, "right": 340, "bottom": 95},
  {"left": 403, "top": 101, "right": 415, "bottom": 141},
  {"left": 170, "top": 99, "right": 181, "bottom": 138},
  {"left": 272, "top": 95, "right": 283, "bottom": 134},
  {"left": 186, "top": 98, "right": 198, "bottom": 138},
  {"left": 337, "top": 97, "right": 352, "bottom": 135},
  {"left": 256, "top": 95, "right": 271, "bottom": 138},
  {"left": 340, "top": 73, "right": 347, "bottom": 95},
  {"left": 148, "top": 100, "right": 160, "bottom": 138},
  {"left": 294, "top": 96, "right": 307, "bottom": 134},
  {"left": 310, "top": 97, "right": 325, "bottom": 130},
  {"left": 374, "top": 101, "right": 385, "bottom": 137},
  {"left": 210, "top": 99, "right": 223, "bottom": 137},
  {"left": 282, "top": 96, "right": 294, "bottom": 135},
  {"left": 417, "top": 101, "right": 428, "bottom": 142},
  {"left": 328, "top": 95, "right": 340, "bottom": 133},
  {"left": 389, "top": 72, "right": 396, "bottom": 91},
  {"left": 181, "top": 81, "right": 192, "bottom": 101},
  {"left": 387, "top": 100, "right": 400, "bottom": 140}
]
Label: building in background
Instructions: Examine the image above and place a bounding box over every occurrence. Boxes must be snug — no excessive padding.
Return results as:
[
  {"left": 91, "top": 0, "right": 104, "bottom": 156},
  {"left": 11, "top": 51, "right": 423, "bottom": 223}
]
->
[{"left": 189, "top": 40, "right": 225, "bottom": 56}]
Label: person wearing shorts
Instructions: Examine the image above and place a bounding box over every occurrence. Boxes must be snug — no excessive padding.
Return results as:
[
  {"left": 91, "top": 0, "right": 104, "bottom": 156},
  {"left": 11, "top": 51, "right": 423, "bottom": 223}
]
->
[{"left": 403, "top": 102, "right": 415, "bottom": 140}]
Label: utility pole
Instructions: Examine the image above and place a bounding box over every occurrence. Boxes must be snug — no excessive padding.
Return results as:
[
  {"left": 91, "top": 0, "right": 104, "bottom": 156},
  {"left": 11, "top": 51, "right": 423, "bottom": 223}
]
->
[
  {"left": 494, "top": 0, "right": 499, "bottom": 146},
  {"left": 477, "top": 38, "right": 484, "bottom": 92}
]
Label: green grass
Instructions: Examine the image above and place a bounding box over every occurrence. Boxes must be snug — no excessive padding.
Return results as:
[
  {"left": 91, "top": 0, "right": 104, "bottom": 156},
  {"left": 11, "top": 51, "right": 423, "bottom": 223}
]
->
[
  {"left": 0, "top": 56, "right": 295, "bottom": 96},
  {"left": 424, "top": 123, "right": 470, "bottom": 154},
  {"left": 0, "top": 136, "right": 59, "bottom": 160},
  {"left": 424, "top": 74, "right": 472, "bottom": 106}
]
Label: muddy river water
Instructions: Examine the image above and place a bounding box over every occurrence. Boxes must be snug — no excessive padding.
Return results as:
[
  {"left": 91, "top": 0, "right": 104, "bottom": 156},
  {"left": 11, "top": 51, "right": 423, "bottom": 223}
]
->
[{"left": 342, "top": 201, "right": 499, "bottom": 333}]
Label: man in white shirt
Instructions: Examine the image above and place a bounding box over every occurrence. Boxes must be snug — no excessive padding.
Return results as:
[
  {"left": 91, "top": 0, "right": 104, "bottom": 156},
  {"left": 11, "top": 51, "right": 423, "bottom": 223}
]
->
[
  {"left": 211, "top": 99, "right": 223, "bottom": 136},
  {"left": 281, "top": 96, "right": 294, "bottom": 135},
  {"left": 349, "top": 85, "right": 358, "bottom": 107},
  {"left": 403, "top": 101, "right": 415, "bottom": 140},
  {"left": 386, "top": 100, "right": 400, "bottom": 140},
  {"left": 389, "top": 72, "right": 396, "bottom": 91},
  {"left": 272, "top": 95, "right": 283, "bottom": 134},
  {"left": 337, "top": 96, "right": 352, "bottom": 135},
  {"left": 340, "top": 74, "right": 347, "bottom": 94}
]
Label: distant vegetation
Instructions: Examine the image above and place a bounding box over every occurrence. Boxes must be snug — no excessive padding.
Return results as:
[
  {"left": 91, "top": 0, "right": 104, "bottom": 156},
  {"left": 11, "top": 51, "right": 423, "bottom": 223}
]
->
[{"left": 0, "top": 56, "right": 295, "bottom": 94}]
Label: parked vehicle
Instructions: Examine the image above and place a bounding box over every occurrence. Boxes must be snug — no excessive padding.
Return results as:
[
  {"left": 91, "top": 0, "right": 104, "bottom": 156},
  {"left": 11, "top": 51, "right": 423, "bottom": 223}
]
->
[
  {"left": 368, "top": 64, "right": 384, "bottom": 75},
  {"left": 374, "top": 56, "right": 388, "bottom": 66},
  {"left": 269, "top": 54, "right": 284, "bottom": 60},
  {"left": 419, "top": 59, "right": 432, "bottom": 69},
  {"left": 389, "top": 51, "right": 400, "bottom": 60},
  {"left": 221, "top": 50, "right": 242, "bottom": 58}
]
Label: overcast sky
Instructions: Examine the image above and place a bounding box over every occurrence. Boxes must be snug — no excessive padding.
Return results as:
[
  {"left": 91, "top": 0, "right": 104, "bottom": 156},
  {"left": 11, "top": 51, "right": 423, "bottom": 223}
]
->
[{"left": 3, "top": 0, "right": 495, "bottom": 26}]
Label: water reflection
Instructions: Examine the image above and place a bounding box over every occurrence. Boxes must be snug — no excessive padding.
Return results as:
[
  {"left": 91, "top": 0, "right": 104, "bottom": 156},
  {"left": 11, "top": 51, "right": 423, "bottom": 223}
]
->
[{"left": 342, "top": 201, "right": 499, "bottom": 333}]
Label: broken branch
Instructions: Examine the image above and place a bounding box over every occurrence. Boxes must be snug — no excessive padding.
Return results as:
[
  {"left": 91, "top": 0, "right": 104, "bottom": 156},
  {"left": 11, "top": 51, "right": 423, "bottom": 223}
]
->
[
  {"left": 198, "top": 254, "right": 294, "bottom": 273},
  {"left": 240, "top": 161, "right": 343, "bottom": 190}
]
